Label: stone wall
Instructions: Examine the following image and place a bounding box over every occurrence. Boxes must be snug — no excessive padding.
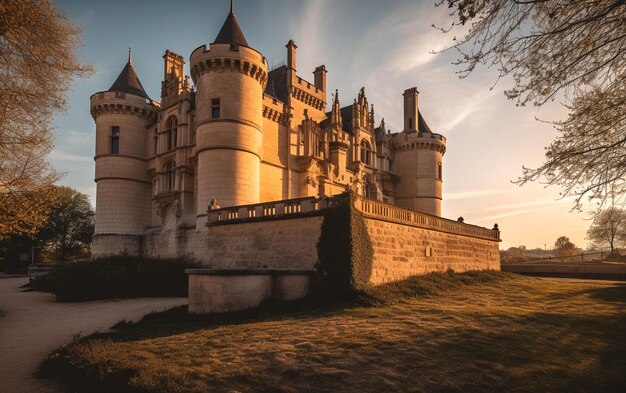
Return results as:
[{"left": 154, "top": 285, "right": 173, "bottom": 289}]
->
[
  {"left": 194, "top": 215, "right": 324, "bottom": 269},
  {"left": 353, "top": 195, "right": 500, "bottom": 284},
  {"left": 363, "top": 218, "right": 500, "bottom": 284},
  {"left": 92, "top": 234, "right": 143, "bottom": 257},
  {"left": 139, "top": 194, "right": 499, "bottom": 285}
]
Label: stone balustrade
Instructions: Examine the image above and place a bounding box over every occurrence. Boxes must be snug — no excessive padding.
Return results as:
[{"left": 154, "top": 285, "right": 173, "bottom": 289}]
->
[
  {"left": 206, "top": 193, "right": 499, "bottom": 242},
  {"left": 207, "top": 196, "right": 324, "bottom": 224},
  {"left": 354, "top": 195, "right": 500, "bottom": 241}
]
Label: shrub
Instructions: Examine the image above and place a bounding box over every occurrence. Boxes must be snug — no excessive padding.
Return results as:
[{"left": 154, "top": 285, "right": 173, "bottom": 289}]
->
[{"left": 31, "top": 256, "right": 197, "bottom": 301}]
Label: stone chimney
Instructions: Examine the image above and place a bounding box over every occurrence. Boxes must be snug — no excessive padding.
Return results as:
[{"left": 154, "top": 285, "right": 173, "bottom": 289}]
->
[
  {"left": 313, "top": 65, "right": 327, "bottom": 91},
  {"left": 403, "top": 87, "right": 419, "bottom": 132},
  {"left": 286, "top": 40, "right": 297, "bottom": 72}
]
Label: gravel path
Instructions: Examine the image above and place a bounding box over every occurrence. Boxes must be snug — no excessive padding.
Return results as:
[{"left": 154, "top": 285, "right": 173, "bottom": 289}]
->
[{"left": 0, "top": 277, "right": 187, "bottom": 393}]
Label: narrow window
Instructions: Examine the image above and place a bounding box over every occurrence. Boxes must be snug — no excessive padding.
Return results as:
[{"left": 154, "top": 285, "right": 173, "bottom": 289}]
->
[
  {"left": 360, "top": 142, "right": 366, "bottom": 164},
  {"left": 164, "top": 161, "right": 176, "bottom": 192},
  {"left": 166, "top": 130, "right": 173, "bottom": 151},
  {"left": 165, "top": 117, "right": 177, "bottom": 151},
  {"left": 111, "top": 126, "right": 120, "bottom": 154},
  {"left": 438, "top": 162, "right": 443, "bottom": 180},
  {"left": 408, "top": 118, "right": 413, "bottom": 130},
  {"left": 212, "top": 98, "right": 221, "bottom": 119},
  {"left": 361, "top": 140, "right": 372, "bottom": 165}
]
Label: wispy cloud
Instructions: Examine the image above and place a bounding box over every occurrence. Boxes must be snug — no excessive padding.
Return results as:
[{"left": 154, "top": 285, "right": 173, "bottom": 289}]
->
[
  {"left": 483, "top": 198, "right": 565, "bottom": 212},
  {"left": 477, "top": 205, "right": 560, "bottom": 222},
  {"left": 57, "top": 129, "right": 93, "bottom": 147},
  {"left": 49, "top": 150, "right": 92, "bottom": 163},
  {"left": 446, "top": 188, "right": 517, "bottom": 201}
]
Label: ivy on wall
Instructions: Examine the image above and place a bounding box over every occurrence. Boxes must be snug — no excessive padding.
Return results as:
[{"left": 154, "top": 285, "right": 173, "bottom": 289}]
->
[{"left": 314, "top": 192, "right": 373, "bottom": 298}]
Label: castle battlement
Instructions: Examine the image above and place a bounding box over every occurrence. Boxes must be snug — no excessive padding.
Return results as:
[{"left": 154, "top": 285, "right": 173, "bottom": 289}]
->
[
  {"left": 90, "top": 91, "right": 157, "bottom": 121},
  {"left": 190, "top": 47, "right": 268, "bottom": 87}
]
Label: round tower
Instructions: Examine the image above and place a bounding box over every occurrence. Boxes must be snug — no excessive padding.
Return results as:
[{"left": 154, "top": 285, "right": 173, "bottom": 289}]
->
[
  {"left": 393, "top": 88, "right": 446, "bottom": 216},
  {"left": 190, "top": 5, "right": 268, "bottom": 218},
  {"left": 90, "top": 50, "right": 157, "bottom": 257}
]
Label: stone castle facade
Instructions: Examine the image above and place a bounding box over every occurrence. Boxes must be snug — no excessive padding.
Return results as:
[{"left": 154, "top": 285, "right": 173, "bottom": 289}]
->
[{"left": 91, "top": 5, "right": 451, "bottom": 258}]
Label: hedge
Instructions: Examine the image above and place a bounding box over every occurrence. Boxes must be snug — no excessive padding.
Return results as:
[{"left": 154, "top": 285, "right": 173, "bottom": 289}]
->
[{"left": 31, "top": 256, "right": 198, "bottom": 301}]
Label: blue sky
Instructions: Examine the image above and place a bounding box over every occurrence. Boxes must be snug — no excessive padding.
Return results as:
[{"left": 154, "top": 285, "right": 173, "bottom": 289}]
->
[{"left": 51, "top": 0, "right": 591, "bottom": 249}]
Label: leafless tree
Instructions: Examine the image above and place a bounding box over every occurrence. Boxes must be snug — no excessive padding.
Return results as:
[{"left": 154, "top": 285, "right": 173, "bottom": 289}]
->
[
  {"left": 586, "top": 207, "right": 626, "bottom": 253},
  {"left": 436, "top": 0, "right": 626, "bottom": 210}
]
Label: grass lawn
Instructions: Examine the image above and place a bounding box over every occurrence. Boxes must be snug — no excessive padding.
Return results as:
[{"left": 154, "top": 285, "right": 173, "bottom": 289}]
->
[{"left": 41, "top": 272, "right": 626, "bottom": 393}]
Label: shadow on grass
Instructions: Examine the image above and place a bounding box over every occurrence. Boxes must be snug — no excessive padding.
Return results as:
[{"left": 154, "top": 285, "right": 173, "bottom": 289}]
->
[
  {"left": 80, "top": 307, "right": 625, "bottom": 393},
  {"left": 44, "top": 271, "right": 589, "bottom": 393},
  {"left": 211, "top": 306, "right": 626, "bottom": 393},
  {"left": 585, "top": 284, "right": 626, "bottom": 303},
  {"left": 410, "top": 312, "right": 626, "bottom": 393},
  {"left": 89, "top": 270, "right": 515, "bottom": 342},
  {"left": 99, "top": 298, "right": 355, "bottom": 343}
]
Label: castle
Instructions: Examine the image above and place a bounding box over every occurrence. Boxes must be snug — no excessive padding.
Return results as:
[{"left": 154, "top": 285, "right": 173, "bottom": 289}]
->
[{"left": 91, "top": 4, "right": 499, "bottom": 288}]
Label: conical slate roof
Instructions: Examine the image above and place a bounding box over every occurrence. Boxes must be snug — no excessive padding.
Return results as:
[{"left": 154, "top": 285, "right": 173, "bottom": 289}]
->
[
  {"left": 418, "top": 112, "right": 433, "bottom": 133},
  {"left": 213, "top": 10, "right": 249, "bottom": 47},
  {"left": 108, "top": 51, "right": 151, "bottom": 100}
]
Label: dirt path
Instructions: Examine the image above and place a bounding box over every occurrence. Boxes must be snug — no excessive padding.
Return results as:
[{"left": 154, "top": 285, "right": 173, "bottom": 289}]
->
[{"left": 0, "top": 277, "right": 187, "bottom": 393}]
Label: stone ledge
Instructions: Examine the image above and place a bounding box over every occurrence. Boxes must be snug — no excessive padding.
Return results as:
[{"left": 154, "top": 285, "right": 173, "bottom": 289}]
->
[
  {"left": 186, "top": 268, "right": 315, "bottom": 276},
  {"left": 187, "top": 269, "right": 314, "bottom": 314}
]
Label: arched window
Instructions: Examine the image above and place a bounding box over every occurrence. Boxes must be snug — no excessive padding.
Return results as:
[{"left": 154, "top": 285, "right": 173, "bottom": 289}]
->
[
  {"left": 360, "top": 140, "right": 372, "bottom": 166},
  {"left": 164, "top": 160, "right": 176, "bottom": 192},
  {"left": 165, "top": 116, "right": 177, "bottom": 151}
]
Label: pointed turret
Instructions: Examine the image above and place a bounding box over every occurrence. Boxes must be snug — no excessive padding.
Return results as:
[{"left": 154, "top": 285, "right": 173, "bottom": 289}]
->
[
  {"left": 213, "top": 0, "right": 249, "bottom": 47},
  {"left": 108, "top": 49, "right": 151, "bottom": 100},
  {"left": 330, "top": 89, "right": 342, "bottom": 127},
  {"left": 190, "top": 0, "right": 268, "bottom": 212}
]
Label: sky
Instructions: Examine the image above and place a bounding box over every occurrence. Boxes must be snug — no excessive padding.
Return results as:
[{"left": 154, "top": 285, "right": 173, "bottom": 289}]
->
[{"left": 51, "top": 0, "right": 593, "bottom": 250}]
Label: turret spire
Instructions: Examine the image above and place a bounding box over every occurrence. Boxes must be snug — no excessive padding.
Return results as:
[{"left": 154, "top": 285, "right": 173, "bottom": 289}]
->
[
  {"left": 108, "top": 50, "right": 151, "bottom": 100},
  {"left": 331, "top": 89, "right": 342, "bottom": 127},
  {"left": 128, "top": 47, "right": 132, "bottom": 64},
  {"left": 213, "top": 1, "right": 249, "bottom": 47}
]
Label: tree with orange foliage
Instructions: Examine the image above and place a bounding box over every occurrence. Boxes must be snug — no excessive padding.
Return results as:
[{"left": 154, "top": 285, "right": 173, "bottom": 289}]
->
[{"left": 0, "top": 0, "right": 92, "bottom": 238}]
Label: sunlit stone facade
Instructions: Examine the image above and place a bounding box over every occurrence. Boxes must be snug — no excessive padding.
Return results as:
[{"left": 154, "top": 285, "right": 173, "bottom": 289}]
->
[{"left": 90, "top": 6, "right": 447, "bottom": 258}]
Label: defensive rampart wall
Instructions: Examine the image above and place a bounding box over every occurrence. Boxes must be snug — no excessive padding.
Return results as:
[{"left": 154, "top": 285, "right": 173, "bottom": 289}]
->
[{"left": 140, "top": 193, "right": 500, "bottom": 284}]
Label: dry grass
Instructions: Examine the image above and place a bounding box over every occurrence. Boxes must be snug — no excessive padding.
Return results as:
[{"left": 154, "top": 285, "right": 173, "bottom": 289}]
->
[{"left": 42, "top": 272, "right": 626, "bottom": 393}]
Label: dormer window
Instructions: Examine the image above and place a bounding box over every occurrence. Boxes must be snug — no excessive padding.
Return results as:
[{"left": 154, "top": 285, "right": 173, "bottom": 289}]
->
[
  {"left": 111, "top": 126, "right": 120, "bottom": 154},
  {"left": 212, "top": 99, "right": 221, "bottom": 119}
]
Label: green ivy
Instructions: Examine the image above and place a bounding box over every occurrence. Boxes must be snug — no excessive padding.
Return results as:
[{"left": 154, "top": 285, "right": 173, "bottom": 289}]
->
[{"left": 314, "top": 193, "right": 374, "bottom": 299}]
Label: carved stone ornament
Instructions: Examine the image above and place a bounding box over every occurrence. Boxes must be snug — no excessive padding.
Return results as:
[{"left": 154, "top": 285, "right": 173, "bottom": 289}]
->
[
  {"left": 153, "top": 200, "right": 163, "bottom": 217},
  {"left": 171, "top": 199, "right": 182, "bottom": 217}
]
